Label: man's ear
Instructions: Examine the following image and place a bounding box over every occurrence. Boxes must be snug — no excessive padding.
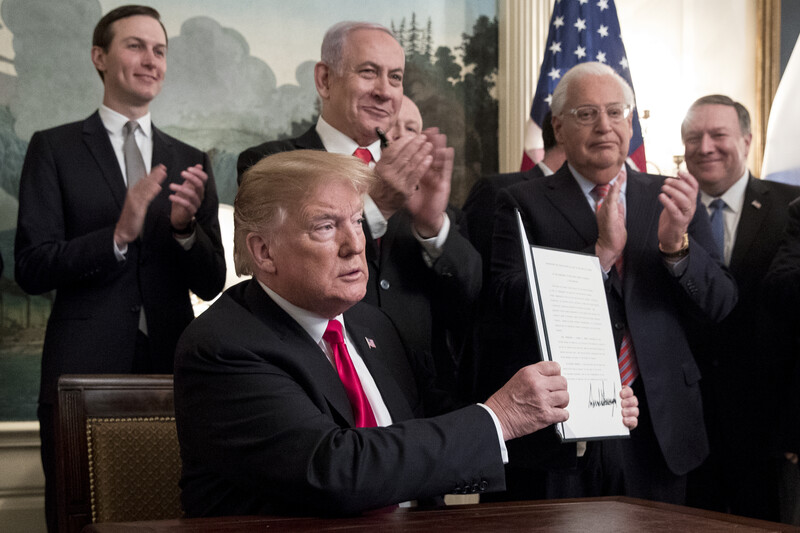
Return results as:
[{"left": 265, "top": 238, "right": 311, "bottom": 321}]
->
[
  {"left": 742, "top": 132, "right": 753, "bottom": 158},
  {"left": 314, "top": 61, "right": 332, "bottom": 99},
  {"left": 246, "top": 232, "right": 277, "bottom": 274},
  {"left": 552, "top": 115, "right": 565, "bottom": 144},
  {"left": 91, "top": 46, "right": 106, "bottom": 75}
]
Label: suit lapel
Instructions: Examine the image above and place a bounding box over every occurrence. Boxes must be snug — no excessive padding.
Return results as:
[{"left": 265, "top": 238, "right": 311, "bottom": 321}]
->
[
  {"left": 143, "top": 125, "right": 176, "bottom": 240},
  {"left": 345, "top": 316, "right": 415, "bottom": 423},
  {"left": 82, "top": 112, "right": 127, "bottom": 209},
  {"left": 242, "top": 281, "right": 358, "bottom": 427},
  {"left": 730, "top": 175, "right": 768, "bottom": 273},
  {"left": 295, "top": 127, "right": 326, "bottom": 150},
  {"left": 151, "top": 124, "right": 174, "bottom": 169},
  {"left": 623, "top": 170, "right": 661, "bottom": 280},
  {"left": 363, "top": 219, "right": 380, "bottom": 267},
  {"left": 543, "top": 169, "right": 599, "bottom": 245}
]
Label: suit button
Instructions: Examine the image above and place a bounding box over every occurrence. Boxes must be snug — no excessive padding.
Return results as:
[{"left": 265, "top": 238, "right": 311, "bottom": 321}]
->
[
  {"left": 613, "top": 322, "right": 624, "bottom": 330},
  {"left": 471, "top": 483, "right": 480, "bottom": 493},
  {"left": 380, "top": 279, "right": 390, "bottom": 290},
  {"left": 479, "top": 480, "right": 488, "bottom": 491},
  {"left": 130, "top": 305, "right": 141, "bottom": 313}
]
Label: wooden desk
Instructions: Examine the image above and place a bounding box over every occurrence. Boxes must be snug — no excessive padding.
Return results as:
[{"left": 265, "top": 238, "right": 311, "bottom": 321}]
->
[{"left": 83, "top": 497, "right": 800, "bottom": 532}]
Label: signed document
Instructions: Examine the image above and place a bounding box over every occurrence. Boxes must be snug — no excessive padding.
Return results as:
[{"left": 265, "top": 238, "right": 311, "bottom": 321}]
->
[{"left": 516, "top": 210, "right": 629, "bottom": 442}]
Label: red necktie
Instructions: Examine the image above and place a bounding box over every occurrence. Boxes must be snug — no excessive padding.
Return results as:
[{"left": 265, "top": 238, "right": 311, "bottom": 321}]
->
[
  {"left": 592, "top": 178, "right": 640, "bottom": 387},
  {"left": 353, "top": 148, "right": 373, "bottom": 165},
  {"left": 323, "top": 320, "right": 377, "bottom": 427}
]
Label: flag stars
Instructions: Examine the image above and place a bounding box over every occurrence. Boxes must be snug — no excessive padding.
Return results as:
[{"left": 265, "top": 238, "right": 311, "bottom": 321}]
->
[
  {"left": 598, "top": 25, "right": 609, "bottom": 37},
  {"left": 620, "top": 57, "right": 629, "bottom": 69},
  {"left": 548, "top": 68, "right": 561, "bottom": 81},
  {"left": 579, "top": 0, "right": 589, "bottom": 4},
  {"left": 553, "top": 16, "right": 565, "bottom": 28},
  {"left": 545, "top": 94, "right": 553, "bottom": 106},
  {"left": 596, "top": 51, "right": 607, "bottom": 63},
  {"left": 574, "top": 18, "right": 587, "bottom": 32},
  {"left": 574, "top": 46, "right": 587, "bottom": 59},
  {"left": 598, "top": 0, "right": 609, "bottom": 11},
  {"left": 549, "top": 41, "right": 562, "bottom": 54}
]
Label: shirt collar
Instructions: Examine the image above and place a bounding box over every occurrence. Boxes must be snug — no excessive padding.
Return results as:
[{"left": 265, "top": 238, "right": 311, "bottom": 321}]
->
[
  {"left": 700, "top": 169, "right": 749, "bottom": 214},
  {"left": 257, "top": 280, "right": 344, "bottom": 345},
  {"left": 316, "top": 116, "right": 381, "bottom": 162},
  {"left": 569, "top": 163, "right": 628, "bottom": 197},
  {"left": 98, "top": 105, "right": 152, "bottom": 139}
]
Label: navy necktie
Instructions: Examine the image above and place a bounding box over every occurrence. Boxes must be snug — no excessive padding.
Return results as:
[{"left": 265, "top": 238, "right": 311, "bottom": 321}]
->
[{"left": 708, "top": 198, "right": 726, "bottom": 259}]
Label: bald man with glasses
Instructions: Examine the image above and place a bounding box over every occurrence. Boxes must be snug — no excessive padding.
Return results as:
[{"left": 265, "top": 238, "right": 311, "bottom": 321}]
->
[{"left": 489, "top": 62, "right": 737, "bottom": 504}]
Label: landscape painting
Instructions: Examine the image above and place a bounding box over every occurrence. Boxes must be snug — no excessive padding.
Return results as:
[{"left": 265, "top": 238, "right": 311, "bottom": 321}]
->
[{"left": 0, "top": 0, "right": 498, "bottom": 420}]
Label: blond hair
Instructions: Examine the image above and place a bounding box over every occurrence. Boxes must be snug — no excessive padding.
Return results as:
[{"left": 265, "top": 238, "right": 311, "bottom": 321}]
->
[{"left": 233, "top": 150, "right": 374, "bottom": 276}]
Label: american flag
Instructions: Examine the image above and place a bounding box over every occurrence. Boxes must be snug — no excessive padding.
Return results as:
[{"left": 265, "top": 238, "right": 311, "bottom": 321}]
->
[{"left": 521, "top": 0, "right": 646, "bottom": 172}]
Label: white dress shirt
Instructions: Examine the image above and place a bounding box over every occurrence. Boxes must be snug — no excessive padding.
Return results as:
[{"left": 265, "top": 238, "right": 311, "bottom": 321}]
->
[
  {"left": 315, "top": 116, "right": 449, "bottom": 263},
  {"left": 699, "top": 169, "right": 749, "bottom": 266}
]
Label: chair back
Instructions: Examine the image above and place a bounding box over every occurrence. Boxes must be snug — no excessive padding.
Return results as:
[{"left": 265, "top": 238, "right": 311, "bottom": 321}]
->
[{"left": 56, "top": 375, "right": 182, "bottom": 533}]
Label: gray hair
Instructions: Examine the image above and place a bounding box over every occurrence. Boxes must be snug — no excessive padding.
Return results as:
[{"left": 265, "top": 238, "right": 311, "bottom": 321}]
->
[
  {"left": 320, "top": 21, "right": 400, "bottom": 74},
  {"left": 681, "top": 94, "right": 751, "bottom": 140},
  {"left": 234, "top": 150, "right": 375, "bottom": 276},
  {"left": 551, "top": 62, "right": 635, "bottom": 116}
]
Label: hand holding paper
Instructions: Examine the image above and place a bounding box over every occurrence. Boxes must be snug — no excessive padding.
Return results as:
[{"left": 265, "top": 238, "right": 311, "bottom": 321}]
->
[{"left": 485, "top": 361, "right": 570, "bottom": 441}]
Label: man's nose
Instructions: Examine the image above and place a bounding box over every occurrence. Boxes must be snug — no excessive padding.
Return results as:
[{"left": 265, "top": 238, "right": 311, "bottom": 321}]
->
[
  {"left": 698, "top": 133, "right": 714, "bottom": 153},
  {"left": 372, "top": 75, "right": 390, "bottom": 99},
  {"left": 594, "top": 110, "right": 613, "bottom": 131},
  {"left": 142, "top": 48, "right": 158, "bottom": 67},
  {"left": 340, "top": 223, "right": 366, "bottom": 256}
]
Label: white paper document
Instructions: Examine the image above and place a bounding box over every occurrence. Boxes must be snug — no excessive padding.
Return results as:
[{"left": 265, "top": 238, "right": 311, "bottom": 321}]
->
[{"left": 516, "top": 210, "right": 629, "bottom": 442}]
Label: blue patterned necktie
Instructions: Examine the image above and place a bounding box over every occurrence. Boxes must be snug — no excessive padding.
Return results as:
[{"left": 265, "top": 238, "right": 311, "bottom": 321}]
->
[{"left": 708, "top": 198, "right": 726, "bottom": 259}]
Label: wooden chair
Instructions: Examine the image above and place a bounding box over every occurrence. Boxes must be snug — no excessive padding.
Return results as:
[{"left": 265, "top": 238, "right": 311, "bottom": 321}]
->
[{"left": 55, "top": 375, "right": 182, "bottom": 533}]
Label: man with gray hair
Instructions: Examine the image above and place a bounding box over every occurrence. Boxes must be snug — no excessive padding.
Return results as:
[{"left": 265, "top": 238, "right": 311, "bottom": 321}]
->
[
  {"left": 173, "top": 149, "right": 642, "bottom": 516},
  {"left": 490, "top": 62, "right": 736, "bottom": 503},
  {"left": 238, "top": 21, "right": 481, "bottom": 399},
  {"left": 681, "top": 94, "right": 800, "bottom": 521}
]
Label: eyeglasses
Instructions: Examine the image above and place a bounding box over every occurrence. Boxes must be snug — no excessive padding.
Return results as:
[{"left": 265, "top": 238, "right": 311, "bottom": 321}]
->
[{"left": 565, "top": 104, "right": 632, "bottom": 125}]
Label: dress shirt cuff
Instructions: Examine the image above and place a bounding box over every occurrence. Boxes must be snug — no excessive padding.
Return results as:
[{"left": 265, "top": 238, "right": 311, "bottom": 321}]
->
[
  {"left": 662, "top": 254, "right": 689, "bottom": 277},
  {"left": 477, "top": 403, "right": 509, "bottom": 464},
  {"left": 174, "top": 231, "right": 197, "bottom": 250},
  {"left": 113, "top": 239, "right": 127, "bottom": 261},
  {"left": 362, "top": 195, "right": 388, "bottom": 240},
  {"left": 412, "top": 213, "right": 450, "bottom": 267}
]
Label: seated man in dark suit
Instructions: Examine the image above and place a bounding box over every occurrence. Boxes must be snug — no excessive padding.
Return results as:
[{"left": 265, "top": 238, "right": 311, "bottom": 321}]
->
[
  {"left": 174, "top": 150, "right": 640, "bottom": 517},
  {"left": 237, "top": 22, "right": 481, "bottom": 399}
]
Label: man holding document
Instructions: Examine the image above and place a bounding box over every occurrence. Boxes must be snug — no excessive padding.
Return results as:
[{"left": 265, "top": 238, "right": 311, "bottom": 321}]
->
[{"left": 491, "top": 62, "right": 737, "bottom": 504}]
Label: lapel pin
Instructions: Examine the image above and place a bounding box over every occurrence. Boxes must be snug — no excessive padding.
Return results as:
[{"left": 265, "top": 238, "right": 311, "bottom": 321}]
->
[
  {"left": 751, "top": 200, "right": 762, "bottom": 209},
  {"left": 365, "top": 337, "right": 376, "bottom": 349}
]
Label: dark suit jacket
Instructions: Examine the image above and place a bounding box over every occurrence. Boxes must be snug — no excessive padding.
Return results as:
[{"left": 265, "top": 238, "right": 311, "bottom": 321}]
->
[
  {"left": 491, "top": 165, "right": 737, "bottom": 476},
  {"left": 688, "top": 176, "right": 800, "bottom": 456},
  {"left": 463, "top": 163, "right": 548, "bottom": 284},
  {"left": 174, "top": 280, "right": 504, "bottom": 517},
  {"left": 238, "top": 127, "right": 482, "bottom": 394},
  {"left": 237, "top": 126, "right": 325, "bottom": 182},
  {"left": 462, "top": 164, "right": 549, "bottom": 403},
  {"left": 764, "top": 196, "right": 800, "bottom": 452},
  {"left": 14, "top": 111, "right": 226, "bottom": 404}
]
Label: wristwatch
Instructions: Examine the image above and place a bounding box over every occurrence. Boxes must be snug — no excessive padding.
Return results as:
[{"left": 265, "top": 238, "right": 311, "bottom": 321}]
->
[{"left": 659, "top": 232, "right": 689, "bottom": 259}]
